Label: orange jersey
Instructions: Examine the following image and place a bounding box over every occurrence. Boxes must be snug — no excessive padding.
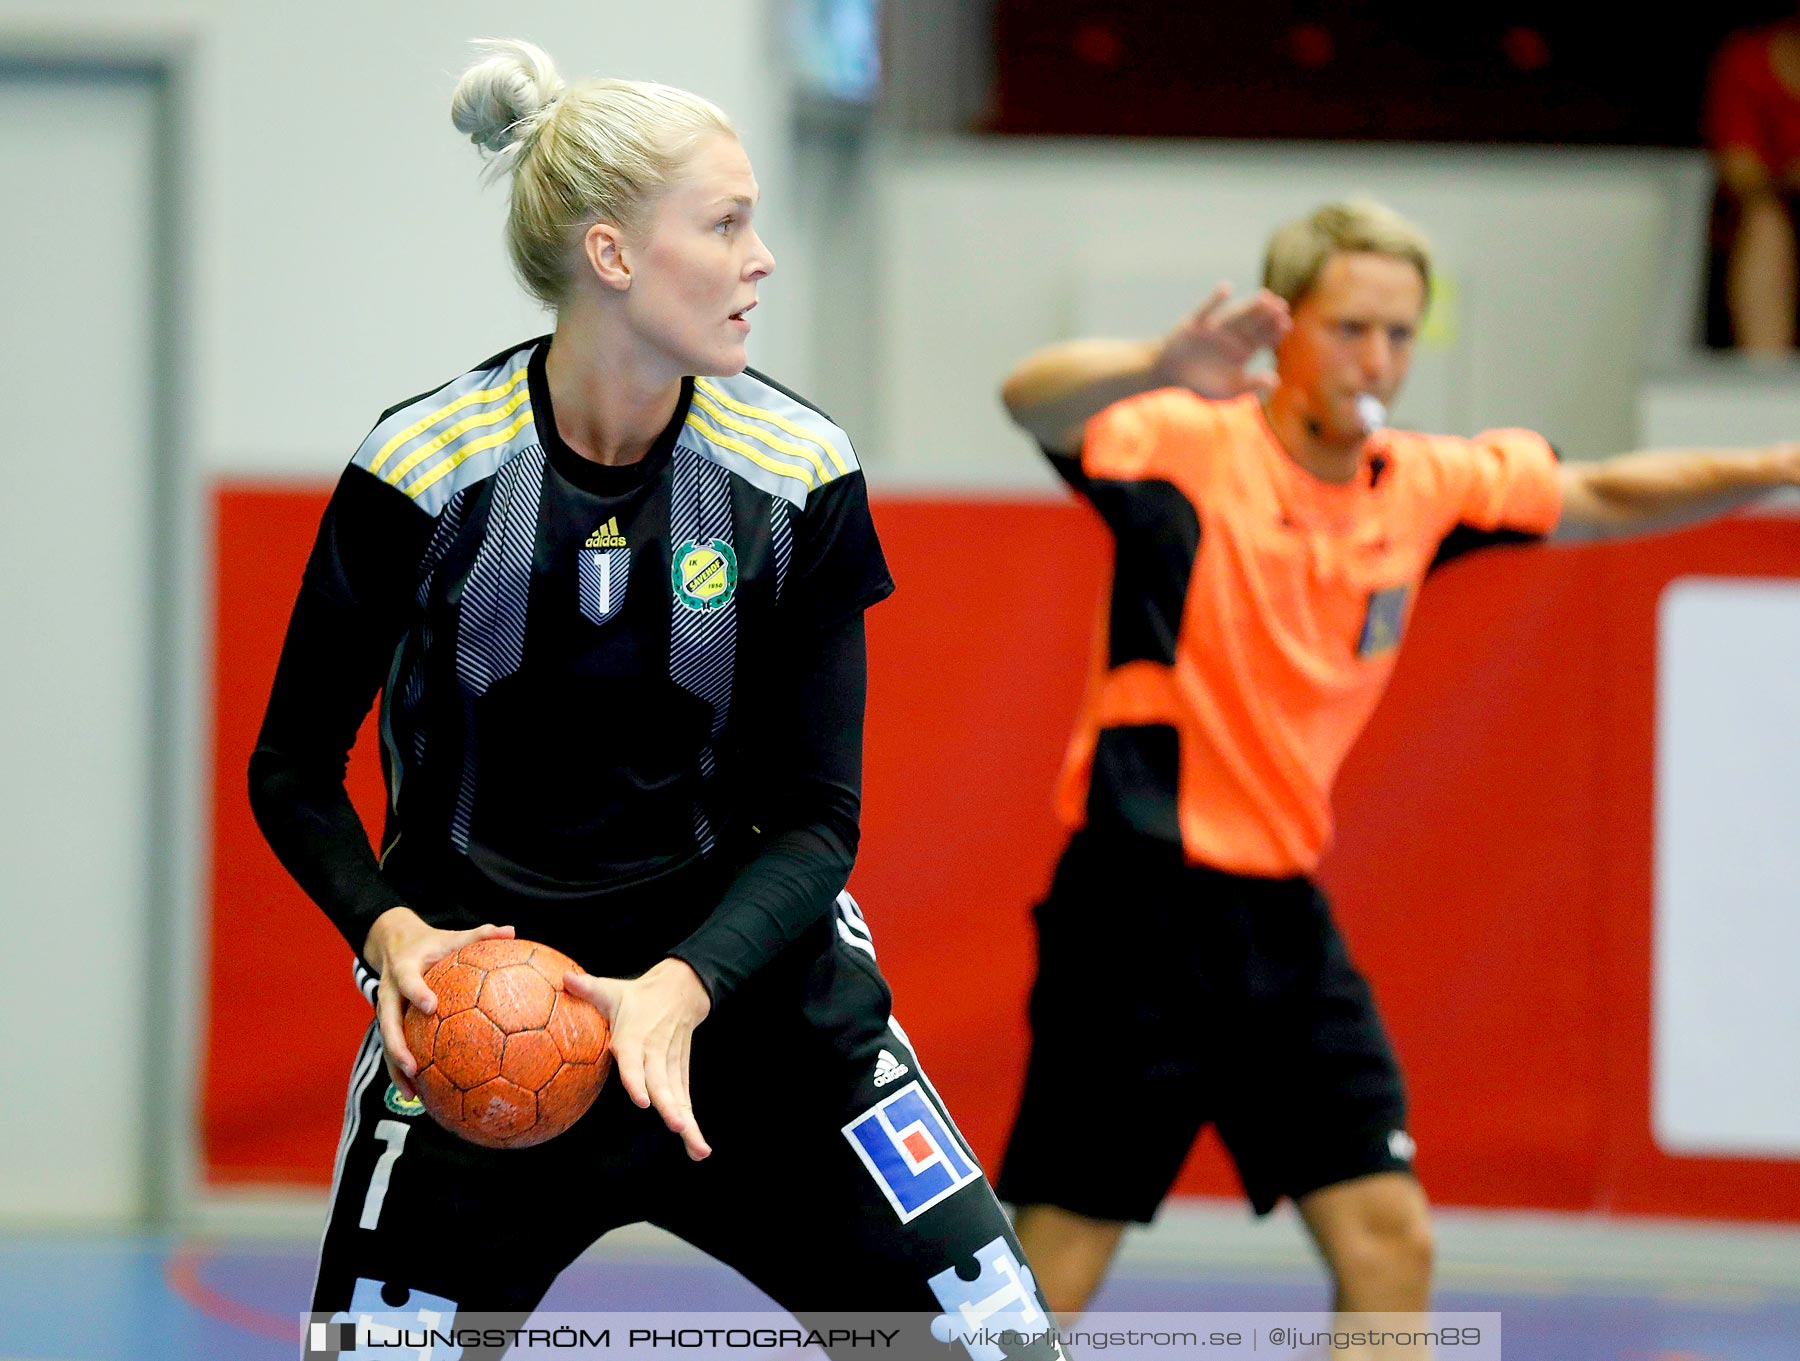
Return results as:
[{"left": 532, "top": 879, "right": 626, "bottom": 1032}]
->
[{"left": 1050, "top": 390, "right": 1562, "bottom": 877}]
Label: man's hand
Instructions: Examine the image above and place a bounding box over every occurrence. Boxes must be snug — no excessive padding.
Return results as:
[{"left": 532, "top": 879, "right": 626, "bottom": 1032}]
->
[
  {"left": 566, "top": 959, "right": 714, "bottom": 1161},
  {"left": 1152, "top": 284, "right": 1292, "bottom": 399},
  {"left": 1000, "top": 284, "right": 1291, "bottom": 451}
]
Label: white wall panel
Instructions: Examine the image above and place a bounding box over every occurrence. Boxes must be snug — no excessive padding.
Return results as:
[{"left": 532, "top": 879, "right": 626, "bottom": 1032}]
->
[
  {"left": 0, "top": 74, "right": 156, "bottom": 1220},
  {"left": 1642, "top": 362, "right": 1800, "bottom": 450},
  {"left": 1655, "top": 578, "right": 1800, "bottom": 1158}
]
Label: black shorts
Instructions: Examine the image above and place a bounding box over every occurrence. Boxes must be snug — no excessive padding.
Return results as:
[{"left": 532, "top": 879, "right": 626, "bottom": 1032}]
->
[
  {"left": 997, "top": 829, "right": 1412, "bottom": 1222},
  {"left": 310, "top": 893, "right": 1059, "bottom": 1360}
]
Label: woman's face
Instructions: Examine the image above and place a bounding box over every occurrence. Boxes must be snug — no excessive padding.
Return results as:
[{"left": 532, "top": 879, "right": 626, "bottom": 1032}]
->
[{"left": 623, "top": 132, "right": 775, "bottom": 378}]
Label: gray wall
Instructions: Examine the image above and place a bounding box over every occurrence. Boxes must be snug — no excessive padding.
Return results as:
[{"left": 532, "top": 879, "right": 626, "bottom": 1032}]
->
[
  {"left": 0, "top": 0, "right": 806, "bottom": 1226},
  {"left": 856, "top": 140, "right": 1713, "bottom": 490},
  {"left": 4, "top": 0, "right": 1784, "bottom": 1225}
]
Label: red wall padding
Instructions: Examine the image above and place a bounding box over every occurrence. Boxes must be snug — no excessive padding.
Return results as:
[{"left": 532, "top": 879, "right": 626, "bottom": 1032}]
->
[
  {"left": 207, "top": 486, "right": 389, "bottom": 1184},
  {"left": 206, "top": 486, "right": 1800, "bottom": 1220}
]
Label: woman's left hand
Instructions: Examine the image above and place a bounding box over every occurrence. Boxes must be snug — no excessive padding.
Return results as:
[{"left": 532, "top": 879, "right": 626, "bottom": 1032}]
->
[{"left": 565, "top": 959, "right": 714, "bottom": 1161}]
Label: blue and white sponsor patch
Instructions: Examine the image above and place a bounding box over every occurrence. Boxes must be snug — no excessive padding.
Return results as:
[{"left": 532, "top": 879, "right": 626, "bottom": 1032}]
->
[
  {"left": 1357, "top": 582, "right": 1411, "bottom": 658},
  {"left": 322, "top": 1278, "right": 461, "bottom": 1356},
  {"left": 929, "top": 1236, "right": 1052, "bottom": 1361},
  {"left": 842, "top": 1080, "right": 980, "bottom": 1223}
]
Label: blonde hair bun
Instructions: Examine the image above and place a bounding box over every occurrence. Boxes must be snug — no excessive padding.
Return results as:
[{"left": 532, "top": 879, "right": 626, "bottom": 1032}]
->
[
  {"left": 450, "top": 39, "right": 736, "bottom": 307},
  {"left": 451, "top": 38, "right": 566, "bottom": 160}
]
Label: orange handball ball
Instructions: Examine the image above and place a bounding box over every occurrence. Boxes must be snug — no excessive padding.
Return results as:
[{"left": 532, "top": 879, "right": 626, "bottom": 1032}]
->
[{"left": 400, "top": 938, "right": 611, "bottom": 1149}]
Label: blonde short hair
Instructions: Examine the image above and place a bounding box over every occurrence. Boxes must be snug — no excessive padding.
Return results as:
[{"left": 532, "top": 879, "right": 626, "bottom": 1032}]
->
[
  {"left": 451, "top": 39, "right": 737, "bottom": 307},
  {"left": 1262, "top": 199, "right": 1433, "bottom": 307}
]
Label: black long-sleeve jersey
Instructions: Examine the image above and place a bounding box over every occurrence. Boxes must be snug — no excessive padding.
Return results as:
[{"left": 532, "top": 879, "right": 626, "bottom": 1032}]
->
[{"left": 249, "top": 337, "right": 894, "bottom": 1006}]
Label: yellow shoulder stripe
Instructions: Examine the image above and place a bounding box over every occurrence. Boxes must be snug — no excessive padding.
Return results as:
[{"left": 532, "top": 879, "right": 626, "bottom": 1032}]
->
[
  {"left": 694, "top": 378, "right": 849, "bottom": 477},
  {"left": 684, "top": 412, "right": 817, "bottom": 488},
  {"left": 689, "top": 387, "right": 833, "bottom": 485},
  {"left": 401, "top": 408, "right": 536, "bottom": 500},
  {"left": 372, "top": 366, "right": 530, "bottom": 475},
  {"left": 383, "top": 388, "right": 532, "bottom": 488}
]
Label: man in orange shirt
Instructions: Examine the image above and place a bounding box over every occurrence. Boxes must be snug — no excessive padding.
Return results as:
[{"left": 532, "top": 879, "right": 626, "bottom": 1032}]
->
[{"left": 997, "top": 199, "right": 1800, "bottom": 1320}]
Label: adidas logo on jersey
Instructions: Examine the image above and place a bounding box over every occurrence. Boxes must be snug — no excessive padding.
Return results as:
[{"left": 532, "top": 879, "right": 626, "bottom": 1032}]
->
[
  {"left": 585, "top": 516, "right": 627, "bottom": 549},
  {"left": 873, "top": 1049, "right": 910, "bottom": 1088}
]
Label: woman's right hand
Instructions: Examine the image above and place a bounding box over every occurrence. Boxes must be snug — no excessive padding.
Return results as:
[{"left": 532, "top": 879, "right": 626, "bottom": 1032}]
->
[{"left": 361, "top": 907, "right": 516, "bottom": 1098}]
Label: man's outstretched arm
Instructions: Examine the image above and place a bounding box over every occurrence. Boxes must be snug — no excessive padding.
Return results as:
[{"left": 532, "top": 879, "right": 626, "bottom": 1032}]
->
[
  {"left": 1000, "top": 285, "right": 1291, "bottom": 453},
  {"left": 1555, "top": 443, "right": 1800, "bottom": 541}
]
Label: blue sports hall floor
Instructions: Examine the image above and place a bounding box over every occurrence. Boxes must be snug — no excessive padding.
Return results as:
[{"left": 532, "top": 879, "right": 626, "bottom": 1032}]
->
[{"left": 3, "top": 1201, "right": 1797, "bottom": 1359}]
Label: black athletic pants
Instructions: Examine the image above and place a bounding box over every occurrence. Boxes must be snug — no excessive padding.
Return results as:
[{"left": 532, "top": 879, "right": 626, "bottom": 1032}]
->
[{"left": 308, "top": 894, "right": 1063, "bottom": 1360}]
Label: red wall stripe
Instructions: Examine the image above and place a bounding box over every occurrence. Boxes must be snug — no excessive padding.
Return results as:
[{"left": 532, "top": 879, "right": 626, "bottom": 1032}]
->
[{"left": 206, "top": 484, "right": 1800, "bottom": 1220}]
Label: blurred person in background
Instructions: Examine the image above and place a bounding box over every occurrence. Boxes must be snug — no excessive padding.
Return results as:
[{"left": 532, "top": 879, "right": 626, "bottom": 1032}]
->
[
  {"left": 251, "top": 38, "right": 1062, "bottom": 1357},
  {"left": 1708, "top": 8, "right": 1800, "bottom": 351},
  {"left": 996, "top": 198, "right": 1800, "bottom": 1323}
]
